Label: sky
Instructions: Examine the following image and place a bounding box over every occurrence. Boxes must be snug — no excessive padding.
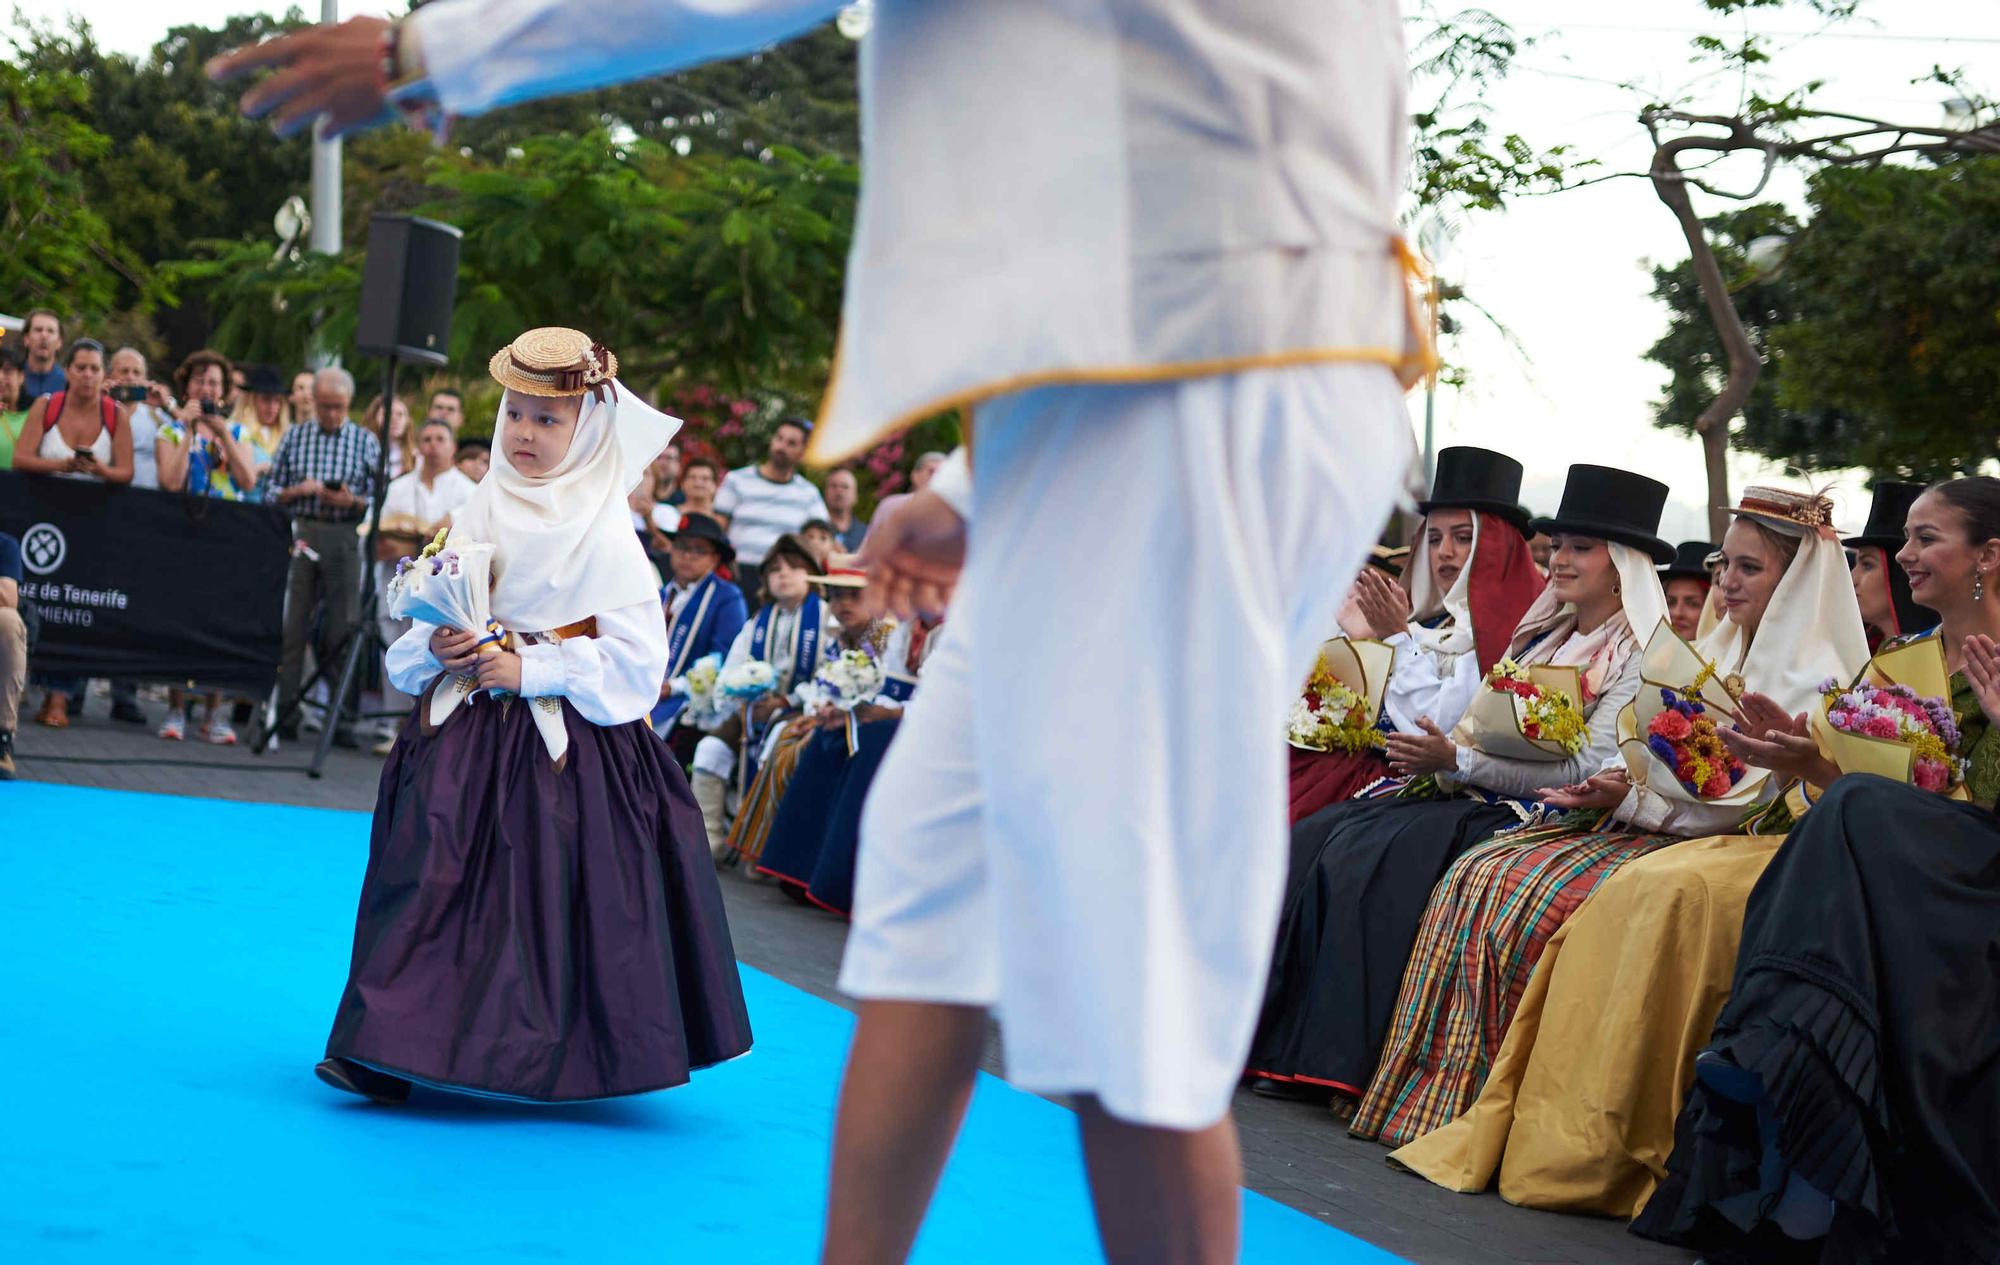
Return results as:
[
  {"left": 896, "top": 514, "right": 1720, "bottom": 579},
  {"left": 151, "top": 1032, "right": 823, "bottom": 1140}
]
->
[{"left": 16, "top": 0, "right": 1999, "bottom": 541}]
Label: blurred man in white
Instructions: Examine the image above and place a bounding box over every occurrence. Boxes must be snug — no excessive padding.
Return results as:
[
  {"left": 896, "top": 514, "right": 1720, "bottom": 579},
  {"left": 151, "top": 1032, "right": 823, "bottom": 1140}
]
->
[
  {"left": 373, "top": 417, "right": 477, "bottom": 752},
  {"left": 215, "top": 3, "right": 1421, "bottom": 1260}
]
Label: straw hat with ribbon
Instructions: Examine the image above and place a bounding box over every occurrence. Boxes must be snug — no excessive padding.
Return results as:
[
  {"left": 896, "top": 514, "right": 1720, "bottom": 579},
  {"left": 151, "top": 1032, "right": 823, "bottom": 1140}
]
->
[
  {"left": 810, "top": 559, "right": 870, "bottom": 589},
  {"left": 488, "top": 327, "right": 620, "bottom": 403}
]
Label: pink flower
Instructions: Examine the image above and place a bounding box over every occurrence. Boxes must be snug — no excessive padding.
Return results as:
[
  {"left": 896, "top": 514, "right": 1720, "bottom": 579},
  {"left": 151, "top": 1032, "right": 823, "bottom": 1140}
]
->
[
  {"left": 1860, "top": 714, "right": 1900, "bottom": 740},
  {"left": 1648, "top": 710, "right": 1694, "bottom": 742},
  {"left": 1915, "top": 759, "right": 1948, "bottom": 793}
]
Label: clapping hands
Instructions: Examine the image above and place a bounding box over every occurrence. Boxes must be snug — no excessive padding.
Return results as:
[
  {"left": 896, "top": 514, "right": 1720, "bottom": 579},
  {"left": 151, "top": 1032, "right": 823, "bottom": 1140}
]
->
[{"left": 1719, "top": 689, "right": 1840, "bottom": 789}]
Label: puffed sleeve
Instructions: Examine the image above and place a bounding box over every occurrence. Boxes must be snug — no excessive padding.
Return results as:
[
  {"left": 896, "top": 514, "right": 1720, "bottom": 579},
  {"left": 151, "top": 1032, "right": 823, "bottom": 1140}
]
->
[
  {"left": 387, "top": 620, "right": 447, "bottom": 696},
  {"left": 1381, "top": 634, "right": 1479, "bottom": 735},
  {"left": 410, "top": 0, "right": 846, "bottom": 119},
  {"left": 513, "top": 599, "right": 672, "bottom": 727}
]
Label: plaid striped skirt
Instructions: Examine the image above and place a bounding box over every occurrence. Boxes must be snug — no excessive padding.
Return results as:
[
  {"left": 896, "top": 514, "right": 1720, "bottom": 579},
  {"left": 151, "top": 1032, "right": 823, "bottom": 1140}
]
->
[
  {"left": 725, "top": 716, "right": 818, "bottom": 864},
  {"left": 1349, "top": 823, "right": 1675, "bottom": 1146}
]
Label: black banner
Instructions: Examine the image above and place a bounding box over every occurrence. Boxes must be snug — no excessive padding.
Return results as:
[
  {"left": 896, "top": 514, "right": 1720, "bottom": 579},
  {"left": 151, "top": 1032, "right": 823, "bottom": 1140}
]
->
[{"left": 0, "top": 471, "right": 291, "bottom": 691}]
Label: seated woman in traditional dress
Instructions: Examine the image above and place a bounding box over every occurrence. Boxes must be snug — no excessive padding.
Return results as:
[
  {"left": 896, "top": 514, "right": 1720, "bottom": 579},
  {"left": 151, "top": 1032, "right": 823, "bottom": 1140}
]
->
[
  {"left": 1846, "top": 480, "right": 1936, "bottom": 650},
  {"left": 1387, "top": 479, "right": 1967, "bottom": 1226},
  {"left": 725, "top": 560, "right": 894, "bottom": 870},
  {"left": 315, "top": 327, "right": 752, "bottom": 1105},
  {"left": 1353, "top": 486, "right": 1868, "bottom": 1150},
  {"left": 689, "top": 533, "right": 827, "bottom": 857},
  {"left": 1631, "top": 476, "right": 2000, "bottom": 1264},
  {"left": 1659, "top": 539, "right": 1715, "bottom": 642},
  {"left": 1245, "top": 463, "right": 1671, "bottom": 1110},
  {"left": 1290, "top": 446, "right": 1545, "bottom": 823},
  {"left": 755, "top": 588, "right": 938, "bottom": 914}
]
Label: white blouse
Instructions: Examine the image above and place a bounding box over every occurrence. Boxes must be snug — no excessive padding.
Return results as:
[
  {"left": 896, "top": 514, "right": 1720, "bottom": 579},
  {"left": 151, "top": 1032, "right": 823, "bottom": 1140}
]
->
[
  {"left": 385, "top": 596, "right": 670, "bottom": 728},
  {"left": 1380, "top": 628, "right": 1481, "bottom": 736}
]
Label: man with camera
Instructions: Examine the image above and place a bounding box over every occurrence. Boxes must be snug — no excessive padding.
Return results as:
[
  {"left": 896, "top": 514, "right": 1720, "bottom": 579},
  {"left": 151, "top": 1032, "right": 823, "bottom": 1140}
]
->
[
  {"left": 105, "top": 348, "right": 171, "bottom": 491},
  {"left": 260, "top": 366, "right": 381, "bottom": 747}
]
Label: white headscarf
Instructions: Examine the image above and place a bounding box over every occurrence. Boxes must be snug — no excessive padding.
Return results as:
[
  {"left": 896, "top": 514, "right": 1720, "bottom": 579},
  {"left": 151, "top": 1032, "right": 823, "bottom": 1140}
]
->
[
  {"left": 1504, "top": 542, "right": 1666, "bottom": 700},
  {"left": 449, "top": 383, "right": 681, "bottom": 632},
  {"left": 1404, "top": 513, "right": 1479, "bottom": 661},
  {"left": 1695, "top": 519, "right": 1869, "bottom": 715}
]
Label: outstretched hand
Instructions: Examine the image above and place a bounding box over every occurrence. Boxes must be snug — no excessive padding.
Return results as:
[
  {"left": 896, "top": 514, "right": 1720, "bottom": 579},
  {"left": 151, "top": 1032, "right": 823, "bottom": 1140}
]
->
[
  {"left": 1720, "top": 709, "right": 1840, "bottom": 790},
  {"left": 207, "top": 16, "right": 396, "bottom": 139},
  {"left": 859, "top": 490, "right": 966, "bottom": 623},
  {"left": 1536, "top": 769, "right": 1630, "bottom": 811}
]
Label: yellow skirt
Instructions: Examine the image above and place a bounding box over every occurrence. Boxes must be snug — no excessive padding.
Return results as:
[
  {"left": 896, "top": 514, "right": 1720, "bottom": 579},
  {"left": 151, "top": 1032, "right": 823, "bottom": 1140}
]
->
[{"left": 1388, "top": 833, "right": 1779, "bottom": 1218}]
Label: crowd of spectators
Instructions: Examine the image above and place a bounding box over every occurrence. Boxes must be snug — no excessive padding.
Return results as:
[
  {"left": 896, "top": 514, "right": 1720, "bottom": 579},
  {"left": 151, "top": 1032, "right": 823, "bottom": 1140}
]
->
[{"left": 0, "top": 313, "right": 879, "bottom": 773}]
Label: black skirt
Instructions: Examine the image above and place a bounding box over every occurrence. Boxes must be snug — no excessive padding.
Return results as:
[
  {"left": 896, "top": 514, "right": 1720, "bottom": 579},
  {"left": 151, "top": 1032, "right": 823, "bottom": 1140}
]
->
[
  {"left": 1244, "top": 793, "right": 1518, "bottom": 1095},
  {"left": 756, "top": 718, "right": 900, "bottom": 916},
  {"left": 1632, "top": 774, "right": 2000, "bottom": 1263},
  {"left": 325, "top": 692, "right": 754, "bottom": 1101}
]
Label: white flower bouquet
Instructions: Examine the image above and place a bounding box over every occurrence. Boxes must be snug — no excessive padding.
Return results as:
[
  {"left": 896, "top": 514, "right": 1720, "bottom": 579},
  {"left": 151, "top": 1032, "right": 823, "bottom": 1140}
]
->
[
  {"left": 388, "top": 532, "right": 505, "bottom": 659},
  {"left": 676, "top": 652, "right": 724, "bottom": 725},
  {"left": 798, "top": 643, "right": 888, "bottom": 754},
  {"left": 717, "top": 659, "right": 777, "bottom": 703}
]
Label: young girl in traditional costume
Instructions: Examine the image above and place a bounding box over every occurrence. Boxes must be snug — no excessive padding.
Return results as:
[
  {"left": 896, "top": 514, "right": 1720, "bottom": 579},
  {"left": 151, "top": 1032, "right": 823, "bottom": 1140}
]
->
[{"left": 314, "top": 328, "right": 752, "bottom": 1104}]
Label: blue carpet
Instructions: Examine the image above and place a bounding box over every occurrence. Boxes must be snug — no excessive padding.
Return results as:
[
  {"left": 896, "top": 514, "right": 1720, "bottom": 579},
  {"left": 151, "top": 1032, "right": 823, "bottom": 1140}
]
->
[{"left": 0, "top": 783, "right": 1402, "bottom": 1263}]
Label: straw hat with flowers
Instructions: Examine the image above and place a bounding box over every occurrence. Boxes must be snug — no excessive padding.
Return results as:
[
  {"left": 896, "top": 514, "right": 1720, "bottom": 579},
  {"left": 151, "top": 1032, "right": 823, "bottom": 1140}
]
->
[{"left": 488, "top": 327, "right": 619, "bottom": 402}]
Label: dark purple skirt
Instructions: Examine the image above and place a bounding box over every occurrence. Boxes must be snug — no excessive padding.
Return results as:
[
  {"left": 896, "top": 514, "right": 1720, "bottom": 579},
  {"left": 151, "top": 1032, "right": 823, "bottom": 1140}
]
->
[{"left": 325, "top": 691, "right": 753, "bottom": 1101}]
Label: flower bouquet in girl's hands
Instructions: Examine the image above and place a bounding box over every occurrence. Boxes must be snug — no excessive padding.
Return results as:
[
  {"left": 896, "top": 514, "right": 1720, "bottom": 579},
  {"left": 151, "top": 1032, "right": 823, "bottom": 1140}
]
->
[
  {"left": 1816, "top": 636, "right": 1965, "bottom": 795},
  {"left": 387, "top": 530, "right": 505, "bottom": 658},
  {"left": 676, "top": 653, "right": 724, "bottom": 724},
  {"left": 716, "top": 660, "right": 778, "bottom": 705},
  {"left": 798, "top": 644, "right": 889, "bottom": 753},
  {"left": 1617, "top": 618, "right": 1765, "bottom": 806},
  {"left": 1287, "top": 638, "right": 1394, "bottom": 755},
  {"left": 1465, "top": 658, "right": 1586, "bottom": 760}
]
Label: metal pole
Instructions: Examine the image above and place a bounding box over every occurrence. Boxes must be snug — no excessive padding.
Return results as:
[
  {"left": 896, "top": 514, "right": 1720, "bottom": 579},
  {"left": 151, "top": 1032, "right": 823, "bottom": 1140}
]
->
[
  {"left": 1421, "top": 275, "right": 1440, "bottom": 486},
  {"left": 307, "top": 0, "right": 342, "bottom": 366}
]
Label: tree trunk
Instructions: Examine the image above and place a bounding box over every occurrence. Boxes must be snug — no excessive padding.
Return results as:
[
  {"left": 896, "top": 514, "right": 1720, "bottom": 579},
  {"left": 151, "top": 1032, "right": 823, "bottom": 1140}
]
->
[{"left": 1650, "top": 142, "right": 1761, "bottom": 542}]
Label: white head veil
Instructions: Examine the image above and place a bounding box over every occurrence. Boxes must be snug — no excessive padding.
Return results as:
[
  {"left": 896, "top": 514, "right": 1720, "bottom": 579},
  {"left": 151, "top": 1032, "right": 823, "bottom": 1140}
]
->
[
  {"left": 1695, "top": 514, "right": 1869, "bottom": 715},
  {"left": 1404, "top": 512, "right": 1480, "bottom": 661},
  {"left": 449, "top": 384, "right": 681, "bottom": 631}
]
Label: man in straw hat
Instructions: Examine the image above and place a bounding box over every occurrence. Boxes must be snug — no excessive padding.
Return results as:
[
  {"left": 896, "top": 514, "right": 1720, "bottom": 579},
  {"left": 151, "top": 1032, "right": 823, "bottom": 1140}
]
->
[{"left": 213, "top": 4, "right": 1421, "bottom": 1260}]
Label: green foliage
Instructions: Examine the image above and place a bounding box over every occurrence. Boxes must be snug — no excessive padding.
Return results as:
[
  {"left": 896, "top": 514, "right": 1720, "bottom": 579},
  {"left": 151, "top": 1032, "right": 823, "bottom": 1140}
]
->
[
  {"left": 0, "top": 58, "right": 145, "bottom": 318},
  {"left": 1648, "top": 163, "right": 2000, "bottom": 480},
  {"left": 1409, "top": 7, "right": 1576, "bottom": 212},
  {"left": 1769, "top": 161, "right": 2000, "bottom": 477}
]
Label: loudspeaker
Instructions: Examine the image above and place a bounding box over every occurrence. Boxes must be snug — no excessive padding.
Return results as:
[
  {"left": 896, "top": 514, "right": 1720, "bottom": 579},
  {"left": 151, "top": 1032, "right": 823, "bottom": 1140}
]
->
[{"left": 355, "top": 214, "right": 462, "bottom": 368}]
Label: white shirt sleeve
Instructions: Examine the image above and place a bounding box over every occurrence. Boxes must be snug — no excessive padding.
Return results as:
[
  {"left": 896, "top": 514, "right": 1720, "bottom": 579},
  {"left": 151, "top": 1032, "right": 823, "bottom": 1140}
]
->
[
  {"left": 1380, "top": 634, "right": 1479, "bottom": 735},
  {"left": 1446, "top": 657, "right": 1645, "bottom": 801},
  {"left": 512, "top": 598, "right": 673, "bottom": 727},
  {"left": 408, "top": 0, "right": 846, "bottom": 118},
  {"left": 929, "top": 448, "right": 972, "bottom": 520},
  {"left": 386, "top": 620, "right": 447, "bottom": 696}
]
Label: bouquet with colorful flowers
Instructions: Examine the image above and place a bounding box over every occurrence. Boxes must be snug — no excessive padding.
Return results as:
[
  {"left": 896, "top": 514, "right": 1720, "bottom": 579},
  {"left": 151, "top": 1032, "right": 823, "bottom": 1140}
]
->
[
  {"left": 798, "top": 644, "right": 887, "bottom": 715},
  {"left": 387, "top": 531, "right": 505, "bottom": 662},
  {"left": 1467, "top": 658, "right": 1587, "bottom": 759},
  {"left": 1643, "top": 687, "right": 1747, "bottom": 799},
  {"left": 1286, "top": 637, "right": 1396, "bottom": 755},
  {"left": 1818, "top": 676, "right": 1963, "bottom": 793},
  {"left": 1617, "top": 619, "right": 1771, "bottom": 808}
]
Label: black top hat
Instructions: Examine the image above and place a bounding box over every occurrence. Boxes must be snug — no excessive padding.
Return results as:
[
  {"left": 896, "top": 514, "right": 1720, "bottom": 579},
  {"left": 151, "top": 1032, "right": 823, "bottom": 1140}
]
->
[
  {"left": 1529, "top": 465, "right": 1676, "bottom": 565},
  {"left": 1843, "top": 481, "right": 1926, "bottom": 551},
  {"left": 243, "top": 363, "right": 287, "bottom": 397},
  {"left": 668, "top": 511, "right": 736, "bottom": 566},
  {"left": 1659, "top": 539, "right": 1716, "bottom": 581},
  {"left": 1417, "top": 446, "right": 1531, "bottom": 536}
]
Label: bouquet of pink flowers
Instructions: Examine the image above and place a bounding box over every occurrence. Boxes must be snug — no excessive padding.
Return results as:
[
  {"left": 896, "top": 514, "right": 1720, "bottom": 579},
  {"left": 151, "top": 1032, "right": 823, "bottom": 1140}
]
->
[{"left": 1818, "top": 676, "right": 1964, "bottom": 793}]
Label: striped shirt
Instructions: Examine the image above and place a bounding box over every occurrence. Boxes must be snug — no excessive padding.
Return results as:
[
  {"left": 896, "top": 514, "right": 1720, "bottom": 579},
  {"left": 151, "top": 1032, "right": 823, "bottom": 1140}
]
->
[
  {"left": 714, "top": 465, "right": 828, "bottom": 566},
  {"left": 260, "top": 418, "right": 383, "bottom": 522}
]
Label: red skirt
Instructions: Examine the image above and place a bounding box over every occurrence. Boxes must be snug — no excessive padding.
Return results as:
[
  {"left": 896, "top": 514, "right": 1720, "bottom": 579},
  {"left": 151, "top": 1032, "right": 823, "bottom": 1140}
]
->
[{"left": 1287, "top": 747, "right": 1389, "bottom": 825}]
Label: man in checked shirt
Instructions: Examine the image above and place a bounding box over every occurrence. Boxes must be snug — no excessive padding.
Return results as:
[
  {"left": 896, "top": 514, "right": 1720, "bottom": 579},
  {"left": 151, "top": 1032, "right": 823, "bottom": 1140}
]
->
[{"left": 261, "top": 366, "right": 381, "bottom": 746}]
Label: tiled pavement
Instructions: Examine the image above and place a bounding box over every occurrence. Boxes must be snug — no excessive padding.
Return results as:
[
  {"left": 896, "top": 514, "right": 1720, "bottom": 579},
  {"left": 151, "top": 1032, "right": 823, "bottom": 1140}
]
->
[{"left": 12, "top": 697, "right": 1692, "bottom": 1265}]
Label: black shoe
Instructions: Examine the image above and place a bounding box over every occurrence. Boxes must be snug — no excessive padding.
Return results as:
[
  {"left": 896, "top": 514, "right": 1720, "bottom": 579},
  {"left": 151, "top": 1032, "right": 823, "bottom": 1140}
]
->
[
  {"left": 1248, "top": 1077, "right": 1333, "bottom": 1105},
  {"left": 315, "top": 1057, "right": 412, "bottom": 1104},
  {"left": 230, "top": 700, "right": 253, "bottom": 726},
  {"left": 110, "top": 700, "right": 148, "bottom": 725},
  {"left": 331, "top": 728, "right": 361, "bottom": 750}
]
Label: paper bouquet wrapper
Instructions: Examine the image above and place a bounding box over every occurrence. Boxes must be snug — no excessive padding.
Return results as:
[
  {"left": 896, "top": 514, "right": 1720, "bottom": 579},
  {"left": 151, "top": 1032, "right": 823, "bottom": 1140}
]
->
[
  {"left": 1461, "top": 662, "right": 1583, "bottom": 762},
  {"left": 1617, "top": 617, "right": 1769, "bottom": 808},
  {"left": 1811, "top": 636, "right": 1967, "bottom": 800},
  {"left": 1286, "top": 637, "right": 1397, "bottom": 752},
  {"left": 391, "top": 539, "right": 570, "bottom": 768}
]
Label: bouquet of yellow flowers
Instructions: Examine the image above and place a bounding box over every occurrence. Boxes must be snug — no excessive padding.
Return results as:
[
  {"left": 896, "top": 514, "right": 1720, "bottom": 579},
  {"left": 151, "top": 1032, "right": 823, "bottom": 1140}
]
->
[
  {"left": 1467, "top": 658, "right": 1587, "bottom": 759},
  {"left": 1286, "top": 638, "right": 1394, "bottom": 755}
]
